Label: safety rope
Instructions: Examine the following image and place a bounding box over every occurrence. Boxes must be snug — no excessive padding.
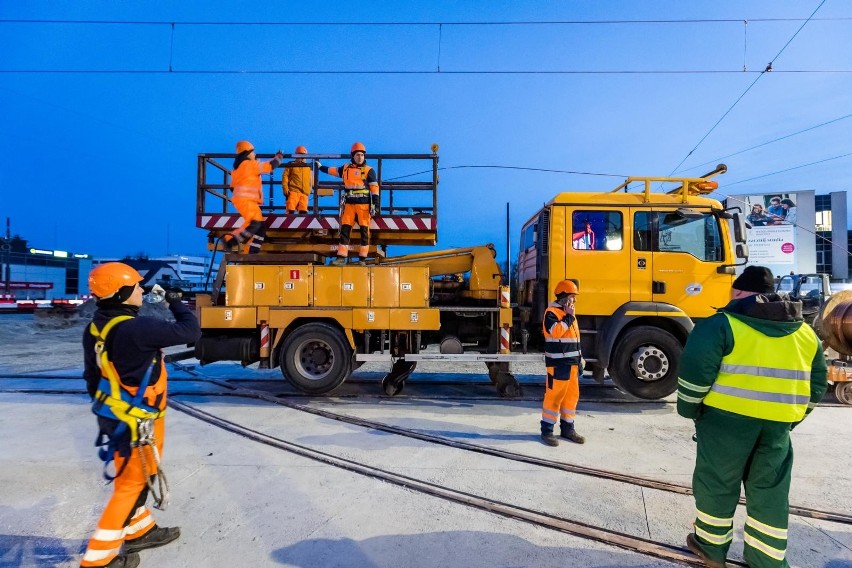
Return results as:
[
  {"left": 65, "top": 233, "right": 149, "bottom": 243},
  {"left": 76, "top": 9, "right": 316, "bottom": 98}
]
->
[{"left": 135, "top": 419, "right": 170, "bottom": 511}]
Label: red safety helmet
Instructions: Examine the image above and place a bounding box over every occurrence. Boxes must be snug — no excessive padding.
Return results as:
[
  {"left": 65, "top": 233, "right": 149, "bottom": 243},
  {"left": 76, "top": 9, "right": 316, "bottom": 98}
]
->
[
  {"left": 89, "top": 262, "right": 143, "bottom": 298},
  {"left": 350, "top": 142, "right": 366, "bottom": 155},
  {"left": 295, "top": 145, "right": 308, "bottom": 154},
  {"left": 236, "top": 140, "right": 254, "bottom": 154},
  {"left": 554, "top": 280, "right": 579, "bottom": 296}
]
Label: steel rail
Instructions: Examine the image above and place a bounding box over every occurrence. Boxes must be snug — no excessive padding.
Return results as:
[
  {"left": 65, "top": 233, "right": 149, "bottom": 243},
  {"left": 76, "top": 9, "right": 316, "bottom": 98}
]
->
[{"left": 168, "top": 397, "right": 741, "bottom": 567}]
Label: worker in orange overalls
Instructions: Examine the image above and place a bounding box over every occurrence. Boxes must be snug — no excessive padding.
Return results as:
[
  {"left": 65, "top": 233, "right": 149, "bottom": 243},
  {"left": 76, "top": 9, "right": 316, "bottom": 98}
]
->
[
  {"left": 281, "top": 145, "right": 313, "bottom": 214},
  {"left": 81, "top": 263, "right": 200, "bottom": 567},
  {"left": 223, "top": 140, "right": 283, "bottom": 254},
  {"left": 316, "top": 142, "right": 379, "bottom": 265},
  {"left": 540, "top": 279, "right": 586, "bottom": 446}
]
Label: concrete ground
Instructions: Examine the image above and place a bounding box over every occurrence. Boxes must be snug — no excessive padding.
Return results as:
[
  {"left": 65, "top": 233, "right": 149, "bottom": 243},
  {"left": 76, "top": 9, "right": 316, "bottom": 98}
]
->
[{"left": 1, "top": 316, "right": 851, "bottom": 568}]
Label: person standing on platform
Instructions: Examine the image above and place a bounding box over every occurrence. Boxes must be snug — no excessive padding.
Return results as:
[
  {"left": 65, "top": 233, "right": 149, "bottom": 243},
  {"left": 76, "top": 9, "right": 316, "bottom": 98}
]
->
[
  {"left": 316, "top": 142, "right": 379, "bottom": 265},
  {"left": 223, "top": 140, "right": 283, "bottom": 254},
  {"left": 282, "top": 145, "right": 313, "bottom": 214}
]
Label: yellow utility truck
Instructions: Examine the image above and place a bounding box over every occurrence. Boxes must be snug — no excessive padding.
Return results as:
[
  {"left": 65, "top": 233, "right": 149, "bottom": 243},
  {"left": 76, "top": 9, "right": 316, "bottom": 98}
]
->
[
  {"left": 516, "top": 164, "right": 749, "bottom": 398},
  {"left": 193, "top": 149, "right": 748, "bottom": 399}
]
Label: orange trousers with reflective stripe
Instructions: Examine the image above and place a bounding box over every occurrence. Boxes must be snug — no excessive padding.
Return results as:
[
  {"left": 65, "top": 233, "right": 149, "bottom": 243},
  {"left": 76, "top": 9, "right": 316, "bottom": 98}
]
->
[
  {"left": 80, "top": 418, "right": 164, "bottom": 567},
  {"left": 541, "top": 366, "right": 580, "bottom": 425}
]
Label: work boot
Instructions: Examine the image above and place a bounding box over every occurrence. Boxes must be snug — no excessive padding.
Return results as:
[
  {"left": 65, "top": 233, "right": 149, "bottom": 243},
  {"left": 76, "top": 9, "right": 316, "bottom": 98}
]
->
[
  {"left": 560, "top": 421, "right": 585, "bottom": 444},
  {"left": 124, "top": 525, "right": 181, "bottom": 554},
  {"left": 686, "top": 533, "right": 726, "bottom": 568},
  {"left": 96, "top": 553, "right": 140, "bottom": 568},
  {"left": 330, "top": 257, "right": 347, "bottom": 266},
  {"left": 358, "top": 260, "right": 367, "bottom": 266},
  {"left": 221, "top": 235, "right": 238, "bottom": 252},
  {"left": 540, "top": 432, "right": 559, "bottom": 446}
]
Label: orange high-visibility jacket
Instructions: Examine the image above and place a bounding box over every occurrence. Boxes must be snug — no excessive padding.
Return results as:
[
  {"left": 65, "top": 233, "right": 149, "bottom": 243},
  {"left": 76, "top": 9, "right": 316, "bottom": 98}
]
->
[
  {"left": 282, "top": 161, "right": 313, "bottom": 196},
  {"left": 325, "top": 163, "right": 379, "bottom": 205},
  {"left": 231, "top": 159, "right": 274, "bottom": 203}
]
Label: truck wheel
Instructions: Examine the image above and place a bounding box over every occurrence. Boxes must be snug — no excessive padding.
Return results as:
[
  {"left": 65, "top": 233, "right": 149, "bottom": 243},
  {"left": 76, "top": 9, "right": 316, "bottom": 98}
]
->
[
  {"left": 609, "top": 326, "right": 682, "bottom": 399},
  {"left": 280, "top": 323, "right": 351, "bottom": 394},
  {"left": 835, "top": 382, "right": 852, "bottom": 405}
]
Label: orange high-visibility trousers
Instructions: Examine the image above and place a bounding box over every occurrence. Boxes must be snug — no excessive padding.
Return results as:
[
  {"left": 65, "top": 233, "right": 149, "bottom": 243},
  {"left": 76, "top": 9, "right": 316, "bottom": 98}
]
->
[
  {"left": 337, "top": 203, "right": 371, "bottom": 258},
  {"left": 230, "top": 197, "right": 263, "bottom": 240},
  {"left": 80, "top": 418, "right": 164, "bottom": 567},
  {"left": 285, "top": 192, "right": 309, "bottom": 213},
  {"left": 541, "top": 366, "right": 580, "bottom": 425}
]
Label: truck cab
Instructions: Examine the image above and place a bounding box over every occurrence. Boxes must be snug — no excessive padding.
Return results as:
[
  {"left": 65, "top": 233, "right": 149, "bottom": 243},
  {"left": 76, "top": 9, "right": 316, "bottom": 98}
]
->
[
  {"left": 517, "top": 166, "right": 749, "bottom": 398},
  {"left": 775, "top": 273, "right": 831, "bottom": 327}
]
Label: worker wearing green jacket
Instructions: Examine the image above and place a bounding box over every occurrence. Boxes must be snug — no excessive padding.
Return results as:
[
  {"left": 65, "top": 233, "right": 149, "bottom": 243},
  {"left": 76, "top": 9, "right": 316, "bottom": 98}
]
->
[{"left": 677, "top": 265, "right": 827, "bottom": 568}]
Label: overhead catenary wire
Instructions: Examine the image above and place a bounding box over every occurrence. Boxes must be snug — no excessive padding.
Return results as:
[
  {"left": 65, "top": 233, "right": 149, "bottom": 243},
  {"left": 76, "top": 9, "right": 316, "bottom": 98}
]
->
[
  {"left": 667, "top": 0, "right": 827, "bottom": 177},
  {"left": 3, "top": 17, "right": 851, "bottom": 25},
  {"left": 2, "top": 11, "right": 849, "bottom": 75},
  {"left": 678, "top": 112, "right": 852, "bottom": 174}
]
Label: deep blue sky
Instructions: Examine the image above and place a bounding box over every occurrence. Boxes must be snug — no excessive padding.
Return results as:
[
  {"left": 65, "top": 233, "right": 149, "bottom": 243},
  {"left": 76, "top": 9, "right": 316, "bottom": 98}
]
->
[{"left": 1, "top": 1, "right": 850, "bottom": 261}]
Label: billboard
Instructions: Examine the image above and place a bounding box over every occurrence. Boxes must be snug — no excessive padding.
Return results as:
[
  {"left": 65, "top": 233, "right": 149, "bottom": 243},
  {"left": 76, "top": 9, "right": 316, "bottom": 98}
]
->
[{"left": 726, "top": 190, "right": 815, "bottom": 276}]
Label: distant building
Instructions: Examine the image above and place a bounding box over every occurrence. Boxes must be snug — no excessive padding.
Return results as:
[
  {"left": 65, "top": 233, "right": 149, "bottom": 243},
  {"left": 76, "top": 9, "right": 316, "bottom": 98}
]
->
[
  {"left": 0, "top": 235, "right": 93, "bottom": 300},
  {"left": 152, "top": 255, "right": 217, "bottom": 290},
  {"left": 815, "top": 192, "right": 850, "bottom": 280},
  {"left": 94, "top": 254, "right": 217, "bottom": 291}
]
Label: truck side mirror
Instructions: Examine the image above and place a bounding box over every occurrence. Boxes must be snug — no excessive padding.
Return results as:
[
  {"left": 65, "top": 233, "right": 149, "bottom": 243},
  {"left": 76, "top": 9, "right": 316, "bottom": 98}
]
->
[
  {"left": 732, "top": 212, "right": 747, "bottom": 243},
  {"left": 736, "top": 243, "right": 749, "bottom": 259}
]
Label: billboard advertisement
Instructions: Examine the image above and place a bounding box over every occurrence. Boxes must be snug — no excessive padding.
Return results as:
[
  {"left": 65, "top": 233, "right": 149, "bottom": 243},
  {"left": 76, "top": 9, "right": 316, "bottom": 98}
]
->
[
  {"left": 744, "top": 193, "right": 798, "bottom": 265},
  {"left": 726, "top": 190, "right": 815, "bottom": 276}
]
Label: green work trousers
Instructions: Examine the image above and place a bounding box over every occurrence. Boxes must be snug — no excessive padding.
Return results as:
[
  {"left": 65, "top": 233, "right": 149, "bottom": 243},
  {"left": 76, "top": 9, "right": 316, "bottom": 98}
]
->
[{"left": 692, "top": 407, "right": 793, "bottom": 568}]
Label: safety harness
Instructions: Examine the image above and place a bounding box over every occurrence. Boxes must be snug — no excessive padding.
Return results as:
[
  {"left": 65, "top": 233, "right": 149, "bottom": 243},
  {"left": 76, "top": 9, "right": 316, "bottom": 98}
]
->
[{"left": 90, "top": 316, "right": 170, "bottom": 509}]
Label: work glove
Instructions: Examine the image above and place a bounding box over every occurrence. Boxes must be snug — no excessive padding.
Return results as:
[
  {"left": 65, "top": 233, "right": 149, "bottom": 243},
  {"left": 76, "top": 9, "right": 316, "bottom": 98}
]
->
[
  {"left": 370, "top": 194, "right": 379, "bottom": 216},
  {"left": 314, "top": 160, "right": 322, "bottom": 169},
  {"left": 164, "top": 287, "right": 184, "bottom": 303}
]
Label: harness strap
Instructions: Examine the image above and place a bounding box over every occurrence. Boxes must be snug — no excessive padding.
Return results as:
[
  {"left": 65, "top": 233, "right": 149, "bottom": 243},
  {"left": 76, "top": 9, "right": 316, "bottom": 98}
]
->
[{"left": 90, "top": 316, "right": 164, "bottom": 481}]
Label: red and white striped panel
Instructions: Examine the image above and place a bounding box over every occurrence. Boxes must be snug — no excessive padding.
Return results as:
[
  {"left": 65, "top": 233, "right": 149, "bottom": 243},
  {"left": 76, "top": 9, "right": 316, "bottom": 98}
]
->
[{"left": 199, "top": 215, "right": 435, "bottom": 231}]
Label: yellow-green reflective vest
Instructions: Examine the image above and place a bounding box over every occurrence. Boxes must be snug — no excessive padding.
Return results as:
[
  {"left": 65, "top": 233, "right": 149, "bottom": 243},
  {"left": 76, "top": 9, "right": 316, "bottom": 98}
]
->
[{"left": 703, "top": 313, "right": 819, "bottom": 422}]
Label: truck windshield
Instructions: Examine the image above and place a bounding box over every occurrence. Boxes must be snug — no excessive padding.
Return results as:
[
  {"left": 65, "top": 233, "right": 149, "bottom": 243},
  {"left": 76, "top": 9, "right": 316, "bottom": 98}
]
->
[{"left": 634, "top": 211, "right": 723, "bottom": 262}]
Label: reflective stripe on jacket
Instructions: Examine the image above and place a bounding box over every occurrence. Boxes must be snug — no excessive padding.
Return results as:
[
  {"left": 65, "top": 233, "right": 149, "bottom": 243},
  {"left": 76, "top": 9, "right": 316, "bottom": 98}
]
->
[
  {"left": 543, "top": 302, "right": 581, "bottom": 373},
  {"left": 703, "top": 313, "right": 820, "bottom": 422},
  {"left": 231, "top": 159, "right": 274, "bottom": 202}
]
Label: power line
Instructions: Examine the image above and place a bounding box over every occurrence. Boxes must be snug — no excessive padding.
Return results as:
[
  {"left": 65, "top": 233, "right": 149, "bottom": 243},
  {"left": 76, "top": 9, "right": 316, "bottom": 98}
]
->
[
  {"left": 2, "top": 69, "right": 851, "bottom": 75},
  {"left": 724, "top": 150, "right": 852, "bottom": 187},
  {"left": 666, "top": 0, "right": 827, "bottom": 177},
  {"left": 2, "top": 17, "right": 852, "bottom": 25},
  {"left": 677, "top": 112, "right": 852, "bottom": 173}
]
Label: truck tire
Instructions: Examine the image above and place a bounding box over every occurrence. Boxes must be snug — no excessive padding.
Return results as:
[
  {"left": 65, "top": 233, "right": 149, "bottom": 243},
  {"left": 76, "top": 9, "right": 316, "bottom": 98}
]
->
[
  {"left": 609, "top": 326, "right": 682, "bottom": 400},
  {"left": 280, "top": 323, "right": 352, "bottom": 394}
]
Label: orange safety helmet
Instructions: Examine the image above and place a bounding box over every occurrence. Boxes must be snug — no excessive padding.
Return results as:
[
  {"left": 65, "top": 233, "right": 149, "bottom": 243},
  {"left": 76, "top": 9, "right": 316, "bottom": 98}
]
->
[
  {"left": 350, "top": 142, "right": 366, "bottom": 154},
  {"left": 236, "top": 140, "right": 254, "bottom": 154},
  {"left": 89, "top": 262, "right": 143, "bottom": 298},
  {"left": 554, "top": 279, "right": 579, "bottom": 296},
  {"left": 295, "top": 145, "right": 308, "bottom": 154}
]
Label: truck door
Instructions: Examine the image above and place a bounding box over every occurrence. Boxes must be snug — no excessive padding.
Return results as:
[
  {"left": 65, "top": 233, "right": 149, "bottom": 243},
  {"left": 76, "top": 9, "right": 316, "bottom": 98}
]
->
[
  {"left": 630, "top": 210, "right": 653, "bottom": 302},
  {"left": 561, "top": 207, "right": 632, "bottom": 314},
  {"left": 650, "top": 208, "right": 729, "bottom": 318}
]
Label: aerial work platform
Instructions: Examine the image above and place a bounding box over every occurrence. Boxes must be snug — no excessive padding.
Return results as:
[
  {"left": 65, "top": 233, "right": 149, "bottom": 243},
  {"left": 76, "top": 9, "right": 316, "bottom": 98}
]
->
[{"left": 196, "top": 150, "right": 439, "bottom": 259}]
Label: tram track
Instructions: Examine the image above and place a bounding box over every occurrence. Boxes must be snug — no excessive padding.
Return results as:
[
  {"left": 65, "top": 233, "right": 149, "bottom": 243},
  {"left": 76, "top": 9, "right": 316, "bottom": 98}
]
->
[
  {"left": 167, "top": 396, "right": 740, "bottom": 567},
  {"left": 6, "top": 370, "right": 849, "bottom": 525},
  {"left": 5, "top": 378, "right": 850, "bottom": 564}
]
